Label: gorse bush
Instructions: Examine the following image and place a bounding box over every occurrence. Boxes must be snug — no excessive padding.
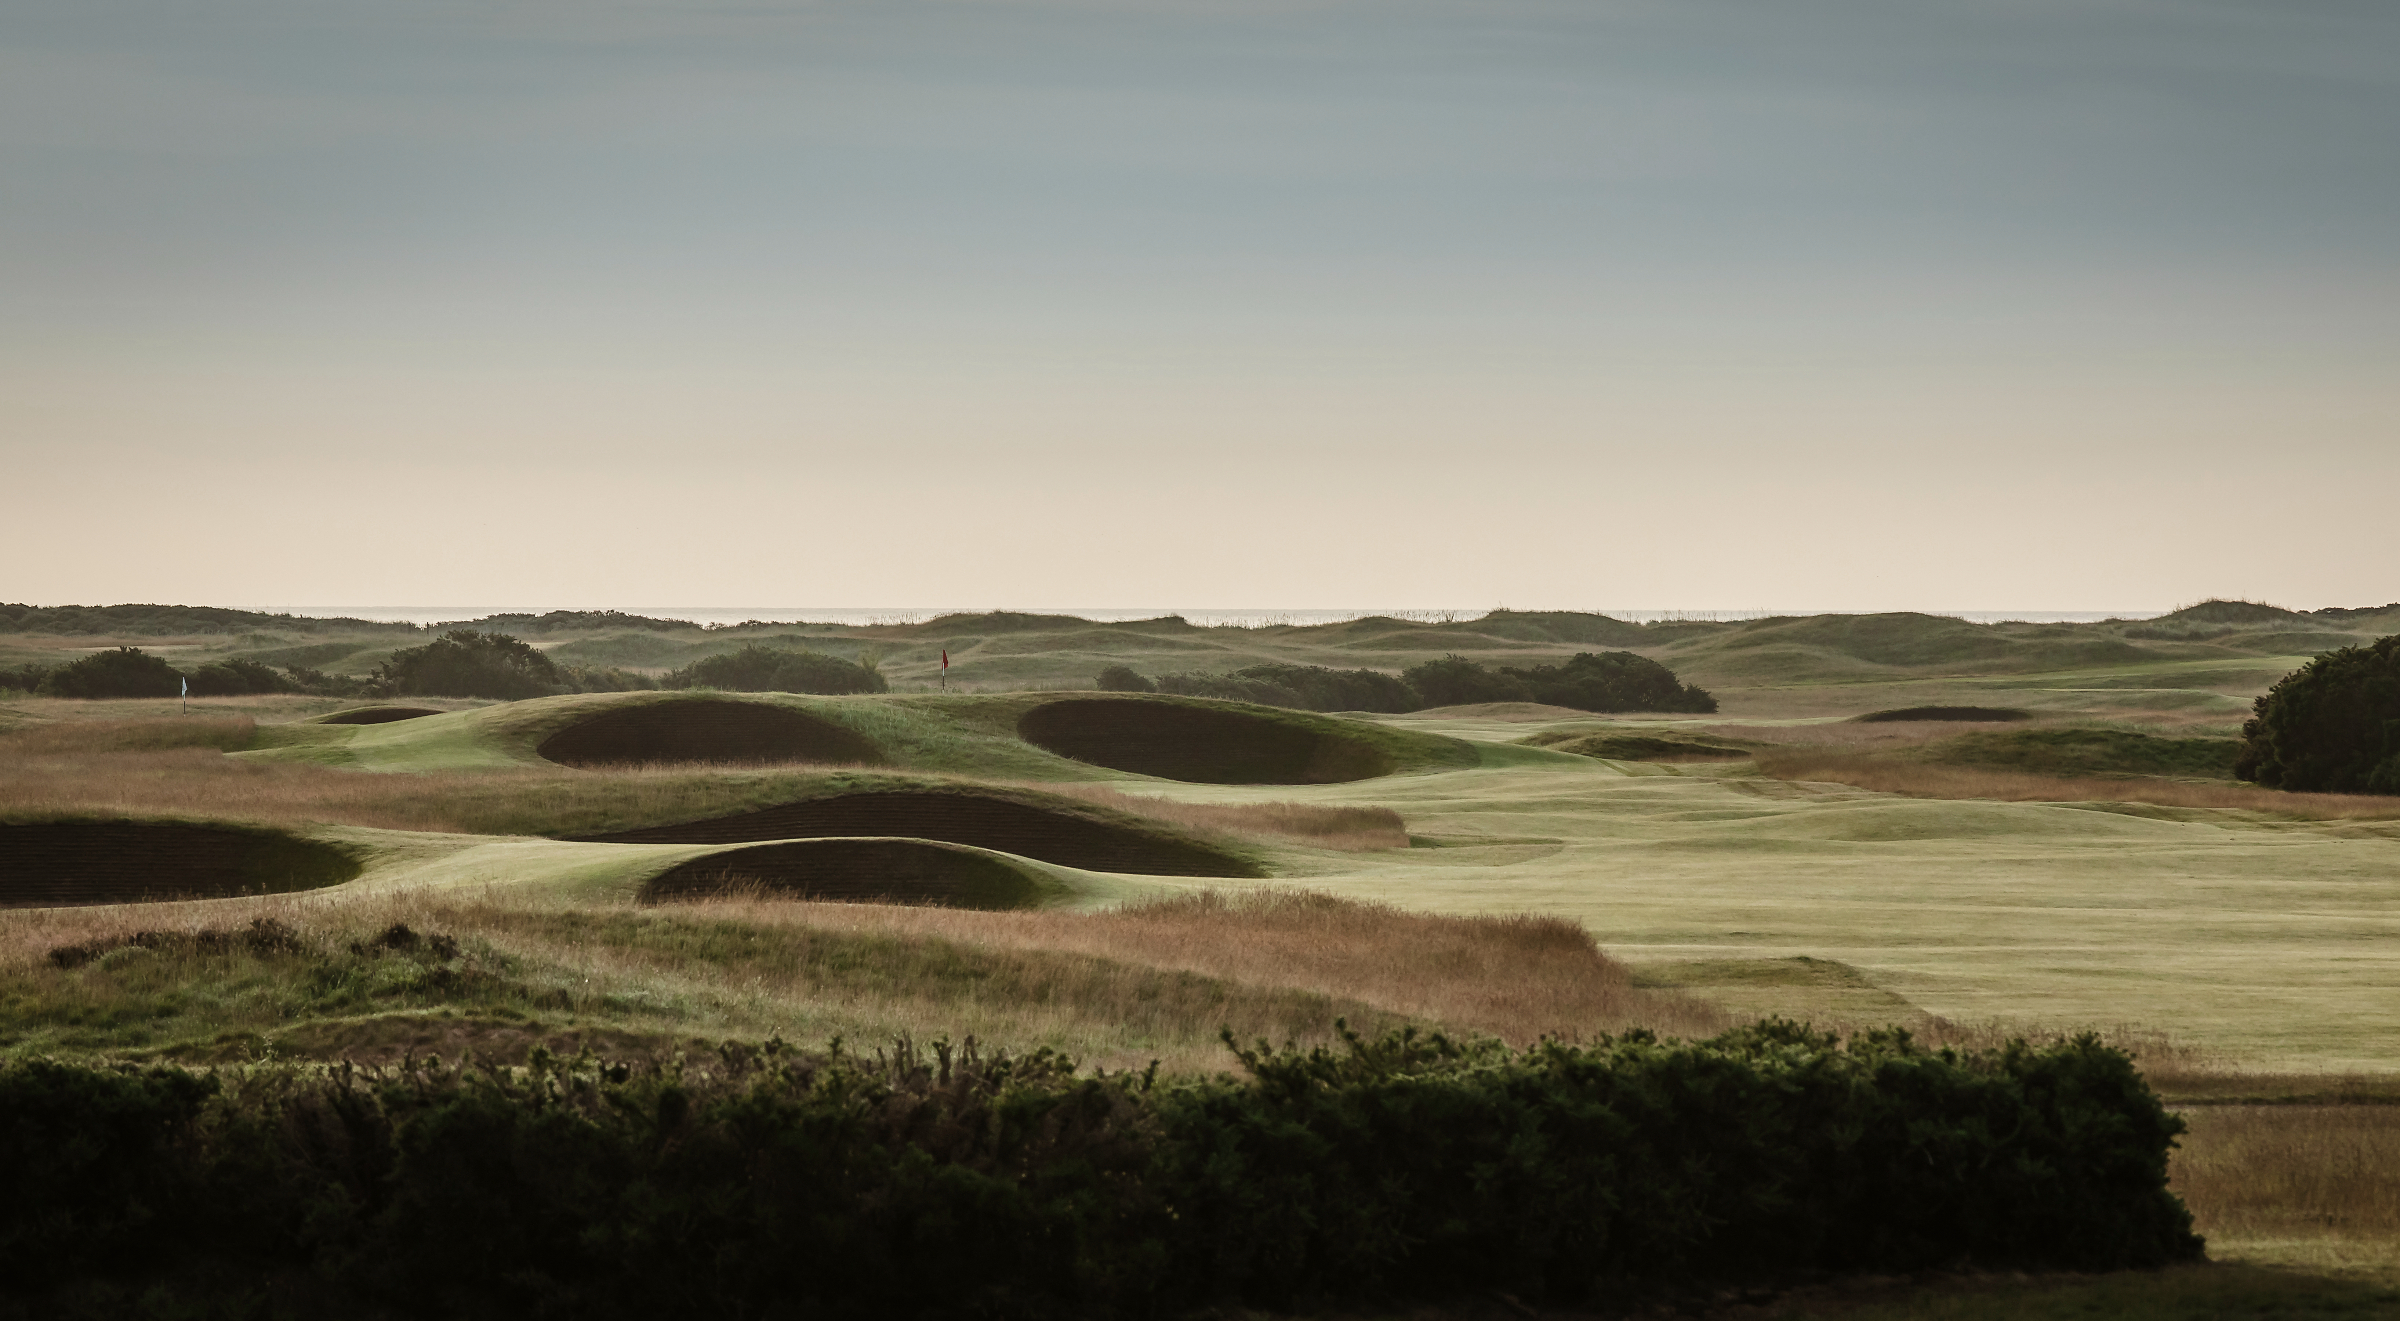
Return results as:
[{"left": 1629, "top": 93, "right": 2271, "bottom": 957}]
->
[
  {"left": 2235, "top": 634, "right": 2400, "bottom": 794},
  {"left": 0, "top": 1023, "right": 2198, "bottom": 1317},
  {"left": 377, "top": 630, "right": 566, "bottom": 701},
  {"left": 1401, "top": 654, "right": 1534, "bottom": 707},
  {"left": 1094, "top": 664, "right": 1155, "bottom": 693},
  {"left": 1137, "top": 663, "right": 1420, "bottom": 713},
  {"left": 664, "top": 643, "right": 887, "bottom": 695},
  {"left": 1503, "top": 650, "right": 1718, "bottom": 714},
  {"left": 184, "top": 657, "right": 293, "bottom": 696},
  {"left": 0, "top": 662, "right": 52, "bottom": 695},
  {"left": 1402, "top": 652, "right": 1717, "bottom": 714},
  {"left": 36, "top": 647, "right": 185, "bottom": 699}
]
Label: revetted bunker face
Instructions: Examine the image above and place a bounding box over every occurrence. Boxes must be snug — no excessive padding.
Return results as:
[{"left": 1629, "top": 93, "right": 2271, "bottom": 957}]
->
[
  {"left": 538, "top": 699, "right": 882, "bottom": 768},
  {"left": 1856, "top": 706, "right": 2033, "bottom": 724},
  {"left": 318, "top": 707, "right": 442, "bottom": 725},
  {"left": 1017, "top": 699, "right": 1393, "bottom": 784},
  {"left": 0, "top": 822, "right": 361, "bottom": 909},
  {"left": 641, "top": 838, "right": 1046, "bottom": 909},
  {"left": 573, "top": 789, "right": 1260, "bottom": 878}
]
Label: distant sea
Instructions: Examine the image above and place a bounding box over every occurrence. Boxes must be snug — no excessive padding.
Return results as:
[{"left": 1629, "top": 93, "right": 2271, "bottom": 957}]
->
[{"left": 239, "top": 607, "right": 2168, "bottom": 628}]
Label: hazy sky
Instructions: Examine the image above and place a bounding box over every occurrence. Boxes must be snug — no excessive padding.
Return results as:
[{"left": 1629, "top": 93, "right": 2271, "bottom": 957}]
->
[{"left": 5, "top": 0, "right": 2394, "bottom": 612}]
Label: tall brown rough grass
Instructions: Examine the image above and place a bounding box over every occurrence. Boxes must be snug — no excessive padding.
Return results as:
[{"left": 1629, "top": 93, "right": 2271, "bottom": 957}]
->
[
  {"left": 2173, "top": 1106, "right": 2400, "bottom": 1265},
  {"left": 673, "top": 888, "right": 1722, "bottom": 1045},
  {"left": 0, "top": 887, "right": 1724, "bottom": 1072}
]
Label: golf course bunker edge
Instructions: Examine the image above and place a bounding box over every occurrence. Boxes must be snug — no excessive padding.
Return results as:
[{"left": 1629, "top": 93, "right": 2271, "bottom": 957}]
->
[
  {"left": 1017, "top": 697, "right": 1395, "bottom": 784},
  {"left": 641, "top": 838, "right": 1054, "bottom": 909},
  {"left": 539, "top": 699, "right": 882, "bottom": 768},
  {"left": 577, "top": 789, "right": 1261, "bottom": 877},
  {"left": 0, "top": 821, "right": 362, "bottom": 909},
  {"left": 317, "top": 706, "right": 443, "bottom": 725}
]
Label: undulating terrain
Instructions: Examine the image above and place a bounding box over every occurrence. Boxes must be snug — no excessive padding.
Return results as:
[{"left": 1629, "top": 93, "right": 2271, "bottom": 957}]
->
[{"left": 4, "top": 599, "right": 2398, "bottom": 1314}]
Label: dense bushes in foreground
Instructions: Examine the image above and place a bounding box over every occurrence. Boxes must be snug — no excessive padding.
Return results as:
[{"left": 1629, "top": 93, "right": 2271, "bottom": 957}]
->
[{"left": 0, "top": 1023, "right": 2197, "bottom": 1318}]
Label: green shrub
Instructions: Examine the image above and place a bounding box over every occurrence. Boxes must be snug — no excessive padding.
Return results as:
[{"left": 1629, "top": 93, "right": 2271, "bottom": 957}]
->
[
  {"left": 1399, "top": 654, "right": 1534, "bottom": 708},
  {"left": 1503, "top": 651, "right": 1717, "bottom": 714},
  {"left": 1153, "top": 663, "right": 1419, "bottom": 713},
  {"left": 284, "top": 663, "right": 379, "bottom": 699},
  {"left": 184, "top": 658, "right": 294, "bottom": 696},
  {"left": 1403, "top": 652, "right": 1716, "bottom": 714},
  {"left": 561, "top": 664, "right": 659, "bottom": 694},
  {"left": 664, "top": 643, "right": 886, "bottom": 695},
  {"left": 377, "top": 631, "right": 566, "bottom": 701},
  {"left": 0, "top": 662, "right": 53, "bottom": 695},
  {"left": 0, "top": 1024, "right": 2199, "bottom": 1316},
  {"left": 35, "top": 647, "right": 184, "bottom": 699},
  {"left": 1094, "top": 664, "right": 1155, "bottom": 693},
  {"left": 2235, "top": 635, "right": 2400, "bottom": 794}
]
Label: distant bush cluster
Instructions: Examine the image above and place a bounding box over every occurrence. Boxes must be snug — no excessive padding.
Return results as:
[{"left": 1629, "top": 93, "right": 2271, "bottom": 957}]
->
[
  {"left": 2, "top": 632, "right": 662, "bottom": 703},
  {"left": 2236, "top": 635, "right": 2400, "bottom": 795},
  {"left": 1099, "top": 652, "right": 1715, "bottom": 715},
  {"left": 0, "top": 1022, "right": 2198, "bottom": 1316},
  {"left": 1150, "top": 661, "right": 1421, "bottom": 713},
  {"left": 664, "top": 642, "right": 888, "bottom": 695}
]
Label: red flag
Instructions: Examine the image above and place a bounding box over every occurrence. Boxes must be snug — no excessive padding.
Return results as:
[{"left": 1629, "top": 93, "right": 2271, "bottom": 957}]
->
[{"left": 941, "top": 649, "right": 949, "bottom": 669}]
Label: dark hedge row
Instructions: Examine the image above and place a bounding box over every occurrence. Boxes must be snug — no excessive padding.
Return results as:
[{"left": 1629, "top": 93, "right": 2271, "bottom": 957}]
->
[{"left": 0, "top": 1023, "right": 2197, "bottom": 1319}]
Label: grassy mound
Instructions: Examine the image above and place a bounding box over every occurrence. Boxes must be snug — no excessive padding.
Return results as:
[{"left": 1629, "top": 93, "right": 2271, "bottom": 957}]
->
[
  {"left": 572, "top": 787, "right": 1263, "bottom": 878},
  {"left": 539, "top": 698, "right": 883, "bottom": 768},
  {"left": 1856, "top": 705, "right": 2033, "bottom": 723},
  {"left": 1520, "top": 731, "right": 1750, "bottom": 761},
  {"left": 316, "top": 706, "right": 442, "bottom": 725},
  {"left": 0, "top": 821, "right": 360, "bottom": 909},
  {"left": 1017, "top": 696, "right": 1408, "bottom": 783},
  {"left": 1933, "top": 729, "right": 2243, "bottom": 780},
  {"left": 639, "top": 837, "right": 1060, "bottom": 909}
]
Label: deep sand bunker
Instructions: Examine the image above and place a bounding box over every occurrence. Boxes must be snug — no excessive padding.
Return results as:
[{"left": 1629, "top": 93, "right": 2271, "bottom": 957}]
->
[
  {"left": 0, "top": 822, "right": 361, "bottom": 909},
  {"left": 317, "top": 707, "right": 442, "bottom": 725},
  {"left": 576, "top": 789, "right": 1260, "bottom": 877},
  {"left": 1018, "top": 698, "right": 1393, "bottom": 784},
  {"left": 539, "top": 699, "right": 881, "bottom": 768},
  {"left": 1855, "top": 706, "right": 2033, "bottom": 723},
  {"left": 642, "top": 838, "right": 1049, "bottom": 909}
]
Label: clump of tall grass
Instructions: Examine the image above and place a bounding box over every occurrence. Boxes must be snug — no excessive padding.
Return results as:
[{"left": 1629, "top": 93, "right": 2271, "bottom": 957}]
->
[{"left": 2173, "top": 1106, "right": 2400, "bottom": 1261}]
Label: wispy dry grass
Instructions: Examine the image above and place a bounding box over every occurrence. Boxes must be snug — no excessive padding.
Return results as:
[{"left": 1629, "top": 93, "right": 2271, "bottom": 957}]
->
[
  {"left": 1031, "top": 782, "right": 1408, "bottom": 851},
  {"left": 668, "top": 887, "right": 1723, "bottom": 1045},
  {"left": 0, "top": 887, "right": 1722, "bottom": 1073},
  {"left": 1755, "top": 746, "right": 2400, "bottom": 822},
  {"left": 2173, "top": 1106, "right": 2400, "bottom": 1268}
]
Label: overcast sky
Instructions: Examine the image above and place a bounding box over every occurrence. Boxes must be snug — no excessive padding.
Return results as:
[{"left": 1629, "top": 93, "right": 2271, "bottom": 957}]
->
[{"left": 4, "top": 0, "right": 2394, "bottom": 612}]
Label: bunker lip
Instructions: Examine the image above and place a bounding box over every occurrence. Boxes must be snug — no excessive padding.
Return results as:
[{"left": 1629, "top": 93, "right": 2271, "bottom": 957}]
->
[
  {"left": 0, "top": 821, "right": 362, "bottom": 909},
  {"left": 640, "top": 837, "right": 1053, "bottom": 909},
  {"left": 1017, "top": 697, "right": 1396, "bottom": 784},
  {"left": 1855, "top": 706, "right": 2035, "bottom": 723},
  {"left": 537, "top": 698, "right": 883, "bottom": 768},
  {"left": 569, "top": 787, "right": 1261, "bottom": 877},
  {"left": 317, "top": 707, "right": 443, "bottom": 725}
]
